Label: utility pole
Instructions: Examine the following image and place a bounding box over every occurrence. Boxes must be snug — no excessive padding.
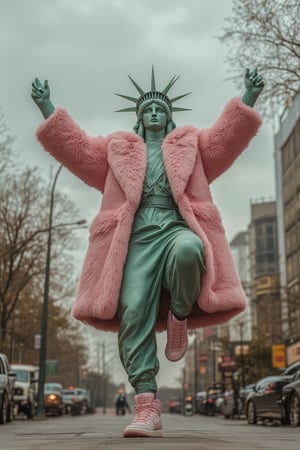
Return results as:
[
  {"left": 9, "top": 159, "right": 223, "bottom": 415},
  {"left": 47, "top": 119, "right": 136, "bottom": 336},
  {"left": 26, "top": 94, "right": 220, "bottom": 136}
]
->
[
  {"left": 239, "top": 322, "right": 246, "bottom": 389},
  {"left": 36, "top": 164, "right": 62, "bottom": 417},
  {"left": 194, "top": 333, "right": 198, "bottom": 395},
  {"left": 102, "top": 342, "right": 106, "bottom": 415},
  {"left": 212, "top": 335, "right": 216, "bottom": 385}
]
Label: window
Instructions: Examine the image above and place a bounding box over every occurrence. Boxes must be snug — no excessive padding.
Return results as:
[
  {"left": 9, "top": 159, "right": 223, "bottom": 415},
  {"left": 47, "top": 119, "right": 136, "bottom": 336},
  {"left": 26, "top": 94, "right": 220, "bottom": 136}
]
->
[
  {"left": 15, "top": 369, "right": 29, "bottom": 383},
  {"left": 0, "top": 359, "right": 4, "bottom": 375}
]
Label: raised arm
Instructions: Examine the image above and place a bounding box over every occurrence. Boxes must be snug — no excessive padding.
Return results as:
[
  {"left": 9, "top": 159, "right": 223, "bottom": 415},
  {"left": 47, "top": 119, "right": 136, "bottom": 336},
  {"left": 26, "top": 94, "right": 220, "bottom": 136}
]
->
[
  {"left": 32, "top": 78, "right": 108, "bottom": 191},
  {"left": 31, "top": 78, "right": 55, "bottom": 119},
  {"left": 241, "top": 68, "right": 264, "bottom": 107},
  {"left": 199, "top": 68, "right": 264, "bottom": 183}
]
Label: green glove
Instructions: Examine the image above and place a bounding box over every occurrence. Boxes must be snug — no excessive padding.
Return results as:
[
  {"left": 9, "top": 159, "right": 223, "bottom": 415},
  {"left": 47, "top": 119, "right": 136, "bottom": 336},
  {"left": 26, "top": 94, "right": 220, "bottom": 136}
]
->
[
  {"left": 31, "top": 78, "right": 55, "bottom": 119},
  {"left": 241, "top": 68, "right": 265, "bottom": 107}
]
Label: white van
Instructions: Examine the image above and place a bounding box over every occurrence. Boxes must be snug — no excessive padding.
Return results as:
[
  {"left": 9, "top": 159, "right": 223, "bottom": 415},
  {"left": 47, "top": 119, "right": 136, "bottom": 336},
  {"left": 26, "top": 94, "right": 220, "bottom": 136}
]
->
[{"left": 11, "top": 364, "right": 39, "bottom": 419}]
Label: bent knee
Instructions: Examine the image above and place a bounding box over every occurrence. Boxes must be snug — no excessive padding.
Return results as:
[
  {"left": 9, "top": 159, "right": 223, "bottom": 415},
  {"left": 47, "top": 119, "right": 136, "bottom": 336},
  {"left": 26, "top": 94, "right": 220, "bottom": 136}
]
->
[{"left": 174, "top": 236, "right": 203, "bottom": 263}]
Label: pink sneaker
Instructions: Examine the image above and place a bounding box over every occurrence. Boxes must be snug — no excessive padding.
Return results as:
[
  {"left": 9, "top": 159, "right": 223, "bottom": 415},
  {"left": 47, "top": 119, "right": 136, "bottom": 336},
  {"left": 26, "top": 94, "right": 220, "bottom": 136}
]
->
[
  {"left": 165, "top": 310, "right": 188, "bottom": 362},
  {"left": 123, "top": 393, "right": 162, "bottom": 438}
]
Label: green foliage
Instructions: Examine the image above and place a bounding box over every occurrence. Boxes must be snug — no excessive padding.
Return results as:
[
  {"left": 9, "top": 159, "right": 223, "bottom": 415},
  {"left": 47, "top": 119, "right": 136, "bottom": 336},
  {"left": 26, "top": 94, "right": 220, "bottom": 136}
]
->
[{"left": 235, "top": 337, "right": 273, "bottom": 384}]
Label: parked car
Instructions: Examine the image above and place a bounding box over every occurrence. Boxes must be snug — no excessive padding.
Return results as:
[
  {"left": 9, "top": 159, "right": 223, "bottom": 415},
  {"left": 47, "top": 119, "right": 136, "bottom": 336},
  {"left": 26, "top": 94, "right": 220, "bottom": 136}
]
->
[
  {"left": 74, "top": 387, "right": 90, "bottom": 414},
  {"left": 279, "top": 368, "right": 300, "bottom": 426},
  {"left": 223, "top": 384, "right": 255, "bottom": 419},
  {"left": 44, "top": 383, "right": 64, "bottom": 416},
  {"left": 199, "top": 385, "right": 224, "bottom": 416},
  {"left": 168, "top": 397, "right": 181, "bottom": 414},
  {"left": 63, "top": 387, "right": 88, "bottom": 415},
  {"left": 246, "top": 375, "right": 291, "bottom": 424},
  {"left": 0, "top": 353, "right": 16, "bottom": 424},
  {"left": 281, "top": 359, "right": 300, "bottom": 377},
  {"left": 195, "top": 391, "right": 207, "bottom": 414},
  {"left": 11, "top": 364, "right": 39, "bottom": 419}
]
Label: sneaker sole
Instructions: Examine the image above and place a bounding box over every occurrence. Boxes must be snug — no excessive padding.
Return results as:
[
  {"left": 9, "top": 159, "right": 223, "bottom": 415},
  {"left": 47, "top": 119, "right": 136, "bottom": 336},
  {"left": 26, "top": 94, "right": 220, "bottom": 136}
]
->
[
  {"left": 165, "top": 342, "right": 188, "bottom": 362},
  {"left": 123, "top": 428, "right": 163, "bottom": 438}
]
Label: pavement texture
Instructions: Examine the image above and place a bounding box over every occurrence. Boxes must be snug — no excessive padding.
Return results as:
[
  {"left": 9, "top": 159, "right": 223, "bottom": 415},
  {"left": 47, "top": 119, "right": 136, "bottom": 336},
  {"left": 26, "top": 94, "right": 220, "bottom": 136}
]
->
[{"left": 0, "top": 409, "right": 299, "bottom": 450}]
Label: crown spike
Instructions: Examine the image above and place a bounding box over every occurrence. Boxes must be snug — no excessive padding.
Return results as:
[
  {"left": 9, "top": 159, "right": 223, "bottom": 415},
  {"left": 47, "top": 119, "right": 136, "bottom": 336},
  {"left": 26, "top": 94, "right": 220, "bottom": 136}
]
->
[
  {"left": 115, "top": 93, "right": 138, "bottom": 103},
  {"left": 128, "top": 75, "right": 145, "bottom": 96},
  {"left": 162, "top": 75, "right": 180, "bottom": 95},
  {"left": 172, "top": 107, "right": 192, "bottom": 112},
  {"left": 115, "top": 107, "right": 137, "bottom": 112},
  {"left": 116, "top": 69, "right": 191, "bottom": 115},
  {"left": 151, "top": 66, "right": 156, "bottom": 91},
  {"left": 170, "top": 92, "right": 192, "bottom": 103}
]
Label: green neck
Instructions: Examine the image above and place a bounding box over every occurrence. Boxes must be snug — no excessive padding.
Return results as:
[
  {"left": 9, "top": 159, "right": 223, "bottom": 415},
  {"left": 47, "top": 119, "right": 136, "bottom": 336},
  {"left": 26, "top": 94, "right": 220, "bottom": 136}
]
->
[{"left": 144, "top": 129, "right": 165, "bottom": 144}]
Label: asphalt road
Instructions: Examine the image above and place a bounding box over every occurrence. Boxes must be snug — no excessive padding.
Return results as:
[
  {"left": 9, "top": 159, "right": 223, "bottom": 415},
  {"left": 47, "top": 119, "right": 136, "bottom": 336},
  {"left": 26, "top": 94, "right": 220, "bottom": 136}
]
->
[{"left": 0, "top": 409, "right": 299, "bottom": 450}]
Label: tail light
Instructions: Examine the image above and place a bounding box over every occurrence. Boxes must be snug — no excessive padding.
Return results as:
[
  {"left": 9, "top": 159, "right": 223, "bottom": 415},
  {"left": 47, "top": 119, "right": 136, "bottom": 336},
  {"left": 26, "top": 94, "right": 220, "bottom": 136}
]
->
[
  {"left": 207, "top": 397, "right": 214, "bottom": 404},
  {"left": 265, "top": 383, "right": 276, "bottom": 394}
]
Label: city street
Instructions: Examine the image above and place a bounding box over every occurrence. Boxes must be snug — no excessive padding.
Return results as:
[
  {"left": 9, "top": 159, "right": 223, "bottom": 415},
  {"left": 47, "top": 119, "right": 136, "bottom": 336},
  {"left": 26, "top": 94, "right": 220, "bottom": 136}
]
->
[{"left": 0, "top": 410, "right": 299, "bottom": 450}]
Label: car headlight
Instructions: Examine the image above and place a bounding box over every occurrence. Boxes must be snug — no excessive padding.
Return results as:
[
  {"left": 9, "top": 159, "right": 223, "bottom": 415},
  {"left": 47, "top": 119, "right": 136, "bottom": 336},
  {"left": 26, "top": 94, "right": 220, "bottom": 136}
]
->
[
  {"left": 46, "top": 394, "right": 60, "bottom": 404},
  {"left": 14, "top": 388, "right": 23, "bottom": 395}
]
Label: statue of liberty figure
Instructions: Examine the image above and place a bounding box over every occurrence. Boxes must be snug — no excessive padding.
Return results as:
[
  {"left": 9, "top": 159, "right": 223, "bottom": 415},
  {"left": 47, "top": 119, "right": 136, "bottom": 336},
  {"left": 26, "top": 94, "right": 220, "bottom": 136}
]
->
[{"left": 32, "top": 66, "right": 264, "bottom": 437}]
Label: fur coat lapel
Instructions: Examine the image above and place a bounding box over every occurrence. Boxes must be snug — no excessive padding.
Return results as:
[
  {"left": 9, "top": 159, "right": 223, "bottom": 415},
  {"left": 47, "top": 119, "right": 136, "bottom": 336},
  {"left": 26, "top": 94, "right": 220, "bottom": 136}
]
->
[
  {"left": 162, "top": 125, "right": 198, "bottom": 202},
  {"left": 107, "top": 126, "right": 199, "bottom": 204},
  {"left": 107, "top": 131, "right": 146, "bottom": 206}
]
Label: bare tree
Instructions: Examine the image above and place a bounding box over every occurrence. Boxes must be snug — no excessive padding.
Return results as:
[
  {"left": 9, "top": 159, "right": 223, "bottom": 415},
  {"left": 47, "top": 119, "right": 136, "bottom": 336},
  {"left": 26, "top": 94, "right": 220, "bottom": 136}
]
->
[
  {"left": 0, "top": 109, "right": 15, "bottom": 174},
  {"left": 219, "top": 0, "right": 300, "bottom": 118},
  {"left": 0, "top": 167, "right": 81, "bottom": 346},
  {"left": 46, "top": 316, "right": 88, "bottom": 386},
  {"left": 6, "top": 279, "right": 88, "bottom": 376}
]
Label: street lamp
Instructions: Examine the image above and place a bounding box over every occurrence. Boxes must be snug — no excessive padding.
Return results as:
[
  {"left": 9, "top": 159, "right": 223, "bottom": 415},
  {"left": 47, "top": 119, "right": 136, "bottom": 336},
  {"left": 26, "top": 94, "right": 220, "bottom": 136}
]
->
[
  {"left": 98, "top": 340, "right": 116, "bottom": 415},
  {"left": 194, "top": 332, "right": 198, "bottom": 396},
  {"left": 239, "top": 322, "right": 246, "bottom": 390},
  {"left": 36, "top": 165, "right": 87, "bottom": 417},
  {"left": 212, "top": 335, "right": 216, "bottom": 385}
]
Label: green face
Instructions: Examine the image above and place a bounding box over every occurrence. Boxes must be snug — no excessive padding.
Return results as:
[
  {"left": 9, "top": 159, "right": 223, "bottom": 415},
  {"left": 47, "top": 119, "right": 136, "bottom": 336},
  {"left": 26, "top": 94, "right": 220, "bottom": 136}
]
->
[{"left": 142, "top": 102, "right": 167, "bottom": 132}]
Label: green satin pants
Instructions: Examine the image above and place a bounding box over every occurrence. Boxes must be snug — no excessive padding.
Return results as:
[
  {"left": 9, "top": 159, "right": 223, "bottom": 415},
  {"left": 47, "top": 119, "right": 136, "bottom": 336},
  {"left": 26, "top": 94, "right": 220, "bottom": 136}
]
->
[{"left": 117, "top": 206, "right": 205, "bottom": 394}]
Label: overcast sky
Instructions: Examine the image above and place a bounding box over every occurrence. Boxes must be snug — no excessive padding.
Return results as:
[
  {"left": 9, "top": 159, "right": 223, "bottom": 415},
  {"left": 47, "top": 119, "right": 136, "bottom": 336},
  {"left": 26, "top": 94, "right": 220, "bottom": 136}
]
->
[{"left": 1, "top": 0, "right": 275, "bottom": 391}]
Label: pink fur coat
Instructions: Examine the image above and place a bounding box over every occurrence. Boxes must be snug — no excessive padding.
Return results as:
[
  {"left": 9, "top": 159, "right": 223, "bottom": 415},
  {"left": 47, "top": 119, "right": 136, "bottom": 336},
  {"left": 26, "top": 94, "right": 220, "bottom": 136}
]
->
[{"left": 36, "top": 97, "right": 262, "bottom": 332}]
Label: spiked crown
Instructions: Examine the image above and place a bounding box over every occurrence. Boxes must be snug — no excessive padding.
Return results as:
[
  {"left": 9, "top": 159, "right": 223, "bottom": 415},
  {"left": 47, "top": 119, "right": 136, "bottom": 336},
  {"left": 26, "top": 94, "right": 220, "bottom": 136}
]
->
[{"left": 115, "top": 66, "right": 191, "bottom": 119}]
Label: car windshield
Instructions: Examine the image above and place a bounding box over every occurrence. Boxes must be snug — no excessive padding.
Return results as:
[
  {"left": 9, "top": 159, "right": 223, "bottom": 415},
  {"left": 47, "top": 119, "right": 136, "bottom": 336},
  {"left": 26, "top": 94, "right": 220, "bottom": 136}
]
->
[
  {"left": 283, "top": 361, "right": 300, "bottom": 376},
  {"left": 44, "top": 384, "right": 61, "bottom": 393},
  {"left": 292, "top": 369, "right": 300, "bottom": 381},
  {"left": 15, "top": 369, "right": 29, "bottom": 382}
]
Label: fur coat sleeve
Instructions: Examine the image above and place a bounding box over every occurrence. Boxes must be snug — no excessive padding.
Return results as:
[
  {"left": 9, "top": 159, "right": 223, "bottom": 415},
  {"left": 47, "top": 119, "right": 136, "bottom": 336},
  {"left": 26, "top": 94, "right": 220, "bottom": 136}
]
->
[
  {"left": 36, "top": 108, "right": 108, "bottom": 191},
  {"left": 199, "top": 97, "right": 262, "bottom": 184}
]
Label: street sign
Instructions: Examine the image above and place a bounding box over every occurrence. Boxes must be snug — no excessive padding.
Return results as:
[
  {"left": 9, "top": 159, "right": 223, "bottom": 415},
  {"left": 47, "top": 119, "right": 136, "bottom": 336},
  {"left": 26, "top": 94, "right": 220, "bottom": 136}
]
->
[
  {"left": 272, "top": 344, "right": 286, "bottom": 368},
  {"left": 218, "top": 355, "right": 236, "bottom": 373},
  {"left": 198, "top": 353, "right": 209, "bottom": 363},
  {"left": 34, "top": 334, "right": 41, "bottom": 350},
  {"left": 46, "top": 359, "right": 58, "bottom": 375}
]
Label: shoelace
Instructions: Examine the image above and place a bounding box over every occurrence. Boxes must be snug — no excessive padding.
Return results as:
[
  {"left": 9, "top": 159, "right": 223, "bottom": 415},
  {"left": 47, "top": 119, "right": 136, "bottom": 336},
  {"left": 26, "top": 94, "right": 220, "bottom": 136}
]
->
[
  {"left": 133, "top": 407, "right": 156, "bottom": 424},
  {"left": 170, "top": 323, "right": 186, "bottom": 349}
]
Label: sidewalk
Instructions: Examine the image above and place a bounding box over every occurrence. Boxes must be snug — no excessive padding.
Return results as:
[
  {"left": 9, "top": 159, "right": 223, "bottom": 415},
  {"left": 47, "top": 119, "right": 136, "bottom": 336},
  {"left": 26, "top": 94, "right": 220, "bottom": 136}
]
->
[{"left": 0, "top": 411, "right": 299, "bottom": 450}]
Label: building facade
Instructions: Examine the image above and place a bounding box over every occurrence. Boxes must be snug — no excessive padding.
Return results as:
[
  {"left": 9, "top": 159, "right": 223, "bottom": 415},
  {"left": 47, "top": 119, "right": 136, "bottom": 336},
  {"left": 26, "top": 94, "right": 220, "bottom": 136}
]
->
[
  {"left": 274, "top": 92, "right": 300, "bottom": 343},
  {"left": 229, "top": 231, "right": 252, "bottom": 345},
  {"left": 248, "top": 200, "right": 282, "bottom": 346}
]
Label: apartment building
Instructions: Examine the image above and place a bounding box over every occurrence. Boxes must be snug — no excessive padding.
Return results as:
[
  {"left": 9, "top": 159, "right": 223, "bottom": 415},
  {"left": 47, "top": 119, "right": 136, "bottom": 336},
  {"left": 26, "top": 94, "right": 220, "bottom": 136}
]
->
[{"left": 274, "top": 92, "right": 300, "bottom": 342}]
